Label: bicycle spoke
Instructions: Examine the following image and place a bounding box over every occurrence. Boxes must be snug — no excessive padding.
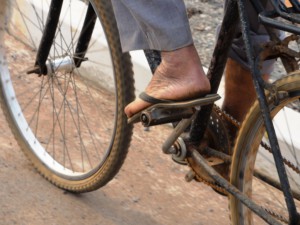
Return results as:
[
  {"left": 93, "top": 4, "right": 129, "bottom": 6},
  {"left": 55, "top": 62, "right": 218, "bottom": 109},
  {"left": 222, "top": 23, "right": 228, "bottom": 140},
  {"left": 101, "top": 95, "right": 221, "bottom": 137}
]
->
[{"left": 0, "top": 0, "right": 133, "bottom": 192}]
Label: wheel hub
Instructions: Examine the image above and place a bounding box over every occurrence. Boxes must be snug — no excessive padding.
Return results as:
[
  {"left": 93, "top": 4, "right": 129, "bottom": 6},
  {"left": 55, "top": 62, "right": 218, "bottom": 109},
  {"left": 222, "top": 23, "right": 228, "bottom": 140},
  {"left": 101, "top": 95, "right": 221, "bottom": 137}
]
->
[{"left": 46, "top": 56, "right": 75, "bottom": 76}]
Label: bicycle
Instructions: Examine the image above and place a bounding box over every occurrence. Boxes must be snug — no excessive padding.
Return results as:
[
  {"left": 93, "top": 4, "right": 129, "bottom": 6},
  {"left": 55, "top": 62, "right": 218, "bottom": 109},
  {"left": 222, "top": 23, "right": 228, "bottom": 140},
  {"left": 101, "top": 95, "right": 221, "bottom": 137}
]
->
[{"left": 0, "top": 0, "right": 299, "bottom": 224}]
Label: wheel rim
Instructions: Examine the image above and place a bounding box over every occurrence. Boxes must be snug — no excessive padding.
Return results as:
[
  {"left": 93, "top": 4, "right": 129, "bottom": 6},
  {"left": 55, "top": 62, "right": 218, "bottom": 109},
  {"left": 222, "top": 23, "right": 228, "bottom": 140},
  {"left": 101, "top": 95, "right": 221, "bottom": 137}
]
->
[
  {"left": 233, "top": 80, "right": 300, "bottom": 224},
  {"left": 0, "top": 0, "right": 119, "bottom": 179}
]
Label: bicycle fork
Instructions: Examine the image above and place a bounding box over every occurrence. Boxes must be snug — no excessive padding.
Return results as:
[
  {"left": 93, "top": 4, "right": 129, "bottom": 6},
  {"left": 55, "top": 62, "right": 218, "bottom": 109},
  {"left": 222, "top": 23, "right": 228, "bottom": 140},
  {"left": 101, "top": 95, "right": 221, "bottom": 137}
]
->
[{"left": 27, "top": 0, "right": 96, "bottom": 76}]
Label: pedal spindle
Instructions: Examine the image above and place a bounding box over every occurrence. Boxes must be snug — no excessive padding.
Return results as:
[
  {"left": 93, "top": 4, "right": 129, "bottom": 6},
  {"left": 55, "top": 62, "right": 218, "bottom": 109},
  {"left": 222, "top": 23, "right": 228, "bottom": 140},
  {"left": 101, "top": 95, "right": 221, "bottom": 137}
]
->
[{"left": 141, "top": 107, "right": 195, "bottom": 127}]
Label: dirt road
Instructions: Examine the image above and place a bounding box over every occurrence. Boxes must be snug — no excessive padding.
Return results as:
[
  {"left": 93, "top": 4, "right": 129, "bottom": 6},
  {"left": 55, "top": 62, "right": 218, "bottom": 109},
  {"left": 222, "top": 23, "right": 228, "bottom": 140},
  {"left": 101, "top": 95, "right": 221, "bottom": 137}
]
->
[
  {"left": 0, "top": 0, "right": 233, "bottom": 224},
  {"left": 0, "top": 109, "right": 230, "bottom": 225}
]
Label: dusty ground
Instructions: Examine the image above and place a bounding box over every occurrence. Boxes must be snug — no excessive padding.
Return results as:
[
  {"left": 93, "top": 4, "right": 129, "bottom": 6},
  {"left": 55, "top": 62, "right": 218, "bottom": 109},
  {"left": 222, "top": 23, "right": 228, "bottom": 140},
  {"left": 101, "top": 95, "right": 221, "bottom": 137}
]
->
[
  {"left": 0, "top": 112, "right": 230, "bottom": 225},
  {"left": 0, "top": 1, "right": 234, "bottom": 225}
]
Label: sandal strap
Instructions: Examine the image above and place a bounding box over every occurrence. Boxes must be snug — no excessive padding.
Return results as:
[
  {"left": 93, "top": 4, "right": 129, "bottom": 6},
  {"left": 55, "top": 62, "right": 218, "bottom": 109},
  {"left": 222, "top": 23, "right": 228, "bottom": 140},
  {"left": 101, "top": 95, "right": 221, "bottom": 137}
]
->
[{"left": 139, "top": 92, "right": 172, "bottom": 104}]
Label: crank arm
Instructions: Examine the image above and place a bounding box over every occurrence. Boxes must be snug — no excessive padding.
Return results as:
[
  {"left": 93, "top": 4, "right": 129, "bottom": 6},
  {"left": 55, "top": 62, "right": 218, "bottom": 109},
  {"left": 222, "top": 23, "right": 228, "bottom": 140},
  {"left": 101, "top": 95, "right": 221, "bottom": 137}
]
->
[{"left": 162, "top": 112, "right": 197, "bottom": 154}]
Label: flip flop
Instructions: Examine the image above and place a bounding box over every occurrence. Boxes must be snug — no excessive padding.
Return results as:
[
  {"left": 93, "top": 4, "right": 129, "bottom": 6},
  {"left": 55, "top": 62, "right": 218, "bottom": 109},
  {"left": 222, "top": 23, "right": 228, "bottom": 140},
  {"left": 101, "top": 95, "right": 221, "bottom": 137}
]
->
[{"left": 127, "top": 92, "right": 220, "bottom": 124}]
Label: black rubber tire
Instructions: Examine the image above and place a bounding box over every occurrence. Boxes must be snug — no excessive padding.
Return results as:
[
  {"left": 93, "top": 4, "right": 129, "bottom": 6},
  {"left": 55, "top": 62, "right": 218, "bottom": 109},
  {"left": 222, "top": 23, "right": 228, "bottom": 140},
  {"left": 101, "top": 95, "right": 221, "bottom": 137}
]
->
[{"left": 0, "top": 0, "right": 135, "bottom": 192}]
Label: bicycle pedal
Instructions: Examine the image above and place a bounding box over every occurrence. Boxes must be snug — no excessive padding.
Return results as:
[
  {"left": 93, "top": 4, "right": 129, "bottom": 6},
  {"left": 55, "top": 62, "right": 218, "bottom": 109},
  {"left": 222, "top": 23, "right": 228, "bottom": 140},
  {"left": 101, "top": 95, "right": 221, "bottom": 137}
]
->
[
  {"left": 141, "top": 107, "right": 195, "bottom": 126},
  {"left": 140, "top": 94, "right": 220, "bottom": 127}
]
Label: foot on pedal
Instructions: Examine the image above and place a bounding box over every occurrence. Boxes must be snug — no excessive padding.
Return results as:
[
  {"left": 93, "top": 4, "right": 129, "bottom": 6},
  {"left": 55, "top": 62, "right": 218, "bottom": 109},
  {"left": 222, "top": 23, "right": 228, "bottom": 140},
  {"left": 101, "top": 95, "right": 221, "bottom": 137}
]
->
[{"left": 128, "top": 92, "right": 220, "bottom": 126}]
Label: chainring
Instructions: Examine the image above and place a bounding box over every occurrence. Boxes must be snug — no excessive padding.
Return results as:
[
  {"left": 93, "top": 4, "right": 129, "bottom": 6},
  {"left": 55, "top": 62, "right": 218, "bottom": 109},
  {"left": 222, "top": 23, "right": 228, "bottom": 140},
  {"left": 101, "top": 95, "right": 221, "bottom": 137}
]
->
[{"left": 187, "top": 105, "right": 232, "bottom": 188}]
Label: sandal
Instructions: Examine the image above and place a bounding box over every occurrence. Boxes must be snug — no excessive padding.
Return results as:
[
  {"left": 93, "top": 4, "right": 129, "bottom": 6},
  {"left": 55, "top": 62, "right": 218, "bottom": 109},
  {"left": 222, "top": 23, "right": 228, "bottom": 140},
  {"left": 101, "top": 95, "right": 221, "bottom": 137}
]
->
[{"left": 127, "top": 92, "right": 220, "bottom": 124}]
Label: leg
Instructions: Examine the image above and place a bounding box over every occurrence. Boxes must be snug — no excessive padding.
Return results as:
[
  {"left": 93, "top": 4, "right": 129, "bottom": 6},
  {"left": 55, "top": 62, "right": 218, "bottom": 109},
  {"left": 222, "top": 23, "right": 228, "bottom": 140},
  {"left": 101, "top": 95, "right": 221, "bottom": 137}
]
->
[
  {"left": 222, "top": 58, "right": 270, "bottom": 137},
  {"left": 111, "top": 1, "right": 211, "bottom": 118},
  {"left": 222, "top": 58, "right": 257, "bottom": 123},
  {"left": 221, "top": 0, "right": 277, "bottom": 135}
]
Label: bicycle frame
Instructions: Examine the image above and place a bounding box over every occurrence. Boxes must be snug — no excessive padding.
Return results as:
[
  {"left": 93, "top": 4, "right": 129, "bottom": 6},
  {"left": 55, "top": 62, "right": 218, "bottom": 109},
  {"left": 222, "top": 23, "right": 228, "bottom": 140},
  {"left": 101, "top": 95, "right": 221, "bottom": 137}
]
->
[
  {"left": 145, "top": 0, "right": 300, "bottom": 224},
  {"left": 194, "top": 0, "right": 299, "bottom": 223},
  {"left": 29, "top": 0, "right": 300, "bottom": 224}
]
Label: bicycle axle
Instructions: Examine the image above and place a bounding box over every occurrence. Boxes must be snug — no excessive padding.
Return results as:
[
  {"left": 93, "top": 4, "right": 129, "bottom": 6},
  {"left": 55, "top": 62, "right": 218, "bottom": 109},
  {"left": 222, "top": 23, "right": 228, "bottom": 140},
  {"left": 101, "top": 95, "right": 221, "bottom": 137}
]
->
[{"left": 27, "top": 56, "right": 88, "bottom": 76}]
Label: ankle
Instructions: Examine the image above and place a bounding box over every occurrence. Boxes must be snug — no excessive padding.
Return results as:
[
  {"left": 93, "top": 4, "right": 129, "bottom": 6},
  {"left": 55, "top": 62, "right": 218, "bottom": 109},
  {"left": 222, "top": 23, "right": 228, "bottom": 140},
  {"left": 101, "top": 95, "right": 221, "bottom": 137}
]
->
[
  {"left": 161, "top": 46, "right": 204, "bottom": 75},
  {"left": 162, "top": 44, "right": 198, "bottom": 65}
]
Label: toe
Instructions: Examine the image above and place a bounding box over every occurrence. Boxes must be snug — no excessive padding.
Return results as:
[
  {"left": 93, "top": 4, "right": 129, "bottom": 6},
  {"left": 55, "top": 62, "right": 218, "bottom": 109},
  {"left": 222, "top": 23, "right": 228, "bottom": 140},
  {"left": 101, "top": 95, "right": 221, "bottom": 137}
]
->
[{"left": 124, "top": 98, "right": 152, "bottom": 118}]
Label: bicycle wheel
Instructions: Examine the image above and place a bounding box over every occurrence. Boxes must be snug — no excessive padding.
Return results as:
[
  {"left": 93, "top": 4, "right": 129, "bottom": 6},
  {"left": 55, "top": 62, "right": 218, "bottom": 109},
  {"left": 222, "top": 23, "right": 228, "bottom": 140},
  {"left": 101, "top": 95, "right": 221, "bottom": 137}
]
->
[
  {"left": 230, "top": 72, "right": 300, "bottom": 224},
  {"left": 0, "top": 0, "right": 134, "bottom": 192}
]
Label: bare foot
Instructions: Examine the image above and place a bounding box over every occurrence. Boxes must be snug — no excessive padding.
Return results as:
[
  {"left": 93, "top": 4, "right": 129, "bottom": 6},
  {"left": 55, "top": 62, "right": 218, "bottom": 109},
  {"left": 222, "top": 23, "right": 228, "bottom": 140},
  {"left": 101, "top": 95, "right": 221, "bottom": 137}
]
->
[{"left": 125, "top": 45, "right": 211, "bottom": 118}]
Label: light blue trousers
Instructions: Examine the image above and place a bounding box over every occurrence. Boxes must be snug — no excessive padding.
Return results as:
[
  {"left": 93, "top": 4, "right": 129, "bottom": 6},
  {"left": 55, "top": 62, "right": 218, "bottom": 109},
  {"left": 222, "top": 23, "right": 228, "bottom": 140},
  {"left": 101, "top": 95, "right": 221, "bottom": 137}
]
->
[
  {"left": 111, "top": 0, "right": 193, "bottom": 52},
  {"left": 111, "top": 0, "right": 280, "bottom": 74}
]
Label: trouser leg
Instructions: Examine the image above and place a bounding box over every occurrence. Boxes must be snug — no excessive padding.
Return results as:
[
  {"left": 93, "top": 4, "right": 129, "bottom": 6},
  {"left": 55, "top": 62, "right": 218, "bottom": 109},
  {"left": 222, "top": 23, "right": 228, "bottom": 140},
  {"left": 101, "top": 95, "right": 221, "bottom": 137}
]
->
[{"left": 111, "top": 0, "right": 193, "bottom": 52}]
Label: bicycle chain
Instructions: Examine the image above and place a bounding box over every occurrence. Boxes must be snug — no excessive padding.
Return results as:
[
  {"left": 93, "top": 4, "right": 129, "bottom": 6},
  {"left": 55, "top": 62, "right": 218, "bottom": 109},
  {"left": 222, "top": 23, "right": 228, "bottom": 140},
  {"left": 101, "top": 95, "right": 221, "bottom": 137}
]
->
[
  {"left": 264, "top": 208, "right": 289, "bottom": 224},
  {"left": 197, "top": 104, "right": 299, "bottom": 176},
  {"left": 261, "top": 141, "right": 300, "bottom": 174},
  {"left": 259, "top": 162, "right": 296, "bottom": 221},
  {"left": 186, "top": 104, "right": 297, "bottom": 223},
  {"left": 213, "top": 104, "right": 240, "bottom": 128},
  {"left": 191, "top": 169, "right": 228, "bottom": 195}
]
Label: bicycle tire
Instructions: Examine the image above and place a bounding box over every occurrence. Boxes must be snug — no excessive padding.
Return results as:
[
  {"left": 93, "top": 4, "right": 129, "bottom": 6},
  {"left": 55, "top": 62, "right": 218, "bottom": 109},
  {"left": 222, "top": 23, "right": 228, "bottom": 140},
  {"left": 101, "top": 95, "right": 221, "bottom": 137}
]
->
[
  {"left": 0, "top": 0, "right": 135, "bottom": 192},
  {"left": 230, "top": 72, "right": 300, "bottom": 224}
]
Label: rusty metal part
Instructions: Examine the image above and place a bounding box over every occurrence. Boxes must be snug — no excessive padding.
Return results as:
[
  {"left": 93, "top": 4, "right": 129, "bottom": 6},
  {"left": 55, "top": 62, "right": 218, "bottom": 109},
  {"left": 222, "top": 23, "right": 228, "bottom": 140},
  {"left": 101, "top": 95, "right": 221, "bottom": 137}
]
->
[
  {"left": 185, "top": 170, "right": 196, "bottom": 182},
  {"left": 203, "top": 147, "right": 232, "bottom": 164},
  {"left": 219, "top": 100, "right": 299, "bottom": 223},
  {"left": 213, "top": 104, "right": 240, "bottom": 128},
  {"left": 264, "top": 208, "right": 289, "bottom": 224},
  {"left": 185, "top": 105, "right": 232, "bottom": 195},
  {"left": 208, "top": 105, "right": 299, "bottom": 176},
  {"left": 185, "top": 104, "right": 298, "bottom": 222},
  {"left": 192, "top": 170, "right": 228, "bottom": 195},
  {"left": 190, "top": 147, "right": 282, "bottom": 225},
  {"left": 261, "top": 141, "right": 300, "bottom": 174},
  {"left": 260, "top": 34, "right": 300, "bottom": 73},
  {"left": 162, "top": 114, "right": 197, "bottom": 156}
]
